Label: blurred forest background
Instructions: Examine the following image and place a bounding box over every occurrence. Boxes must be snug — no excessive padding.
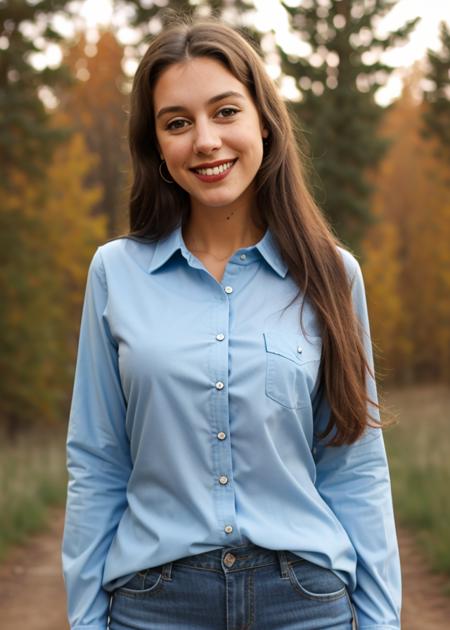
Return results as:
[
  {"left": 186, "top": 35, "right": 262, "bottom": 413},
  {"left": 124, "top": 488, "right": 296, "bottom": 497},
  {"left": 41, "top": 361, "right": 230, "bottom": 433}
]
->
[{"left": 1, "top": 0, "right": 450, "bottom": 589}]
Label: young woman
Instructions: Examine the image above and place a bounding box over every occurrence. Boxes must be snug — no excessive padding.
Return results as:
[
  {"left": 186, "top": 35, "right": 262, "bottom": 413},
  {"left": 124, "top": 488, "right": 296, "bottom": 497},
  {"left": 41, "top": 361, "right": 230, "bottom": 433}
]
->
[{"left": 62, "top": 17, "right": 401, "bottom": 630}]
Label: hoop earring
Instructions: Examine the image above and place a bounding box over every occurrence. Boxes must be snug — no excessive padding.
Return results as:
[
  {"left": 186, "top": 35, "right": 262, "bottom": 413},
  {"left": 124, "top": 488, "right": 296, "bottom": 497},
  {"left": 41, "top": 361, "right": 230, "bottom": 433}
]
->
[{"left": 159, "top": 160, "right": 174, "bottom": 184}]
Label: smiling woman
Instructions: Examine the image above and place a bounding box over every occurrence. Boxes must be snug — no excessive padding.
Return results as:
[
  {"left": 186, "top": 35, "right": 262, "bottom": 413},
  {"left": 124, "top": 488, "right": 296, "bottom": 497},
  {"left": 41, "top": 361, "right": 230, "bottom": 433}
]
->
[
  {"left": 153, "top": 57, "right": 268, "bottom": 227},
  {"left": 61, "top": 15, "right": 402, "bottom": 630}
]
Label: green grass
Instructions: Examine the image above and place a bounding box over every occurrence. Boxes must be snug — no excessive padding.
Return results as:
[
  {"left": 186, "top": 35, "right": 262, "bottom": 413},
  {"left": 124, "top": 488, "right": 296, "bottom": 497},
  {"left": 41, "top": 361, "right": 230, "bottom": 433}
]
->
[
  {"left": 0, "top": 426, "right": 68, "bottom": 562},
  {"left": 382, "top": 384, "right": 450, "bottom": 582}
]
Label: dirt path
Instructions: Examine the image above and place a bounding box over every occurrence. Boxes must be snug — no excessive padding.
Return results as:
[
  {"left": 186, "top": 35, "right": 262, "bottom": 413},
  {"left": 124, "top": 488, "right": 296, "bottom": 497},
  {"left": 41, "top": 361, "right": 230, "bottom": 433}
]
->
[
  {"left": 0, "top": 507, "right": 69, "bottom": 630},
  {"left": 0, "top": 509, "right": 449, "bottom": 629},
  {"left": 397, "top": 527, "right": 450, "bottom": 630}
]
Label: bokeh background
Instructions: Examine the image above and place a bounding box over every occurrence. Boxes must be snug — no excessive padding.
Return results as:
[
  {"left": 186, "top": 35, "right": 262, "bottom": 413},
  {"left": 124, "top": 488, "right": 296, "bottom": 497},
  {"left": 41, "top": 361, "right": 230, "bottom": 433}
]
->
[{"left": 1, "top": 1, "right": 449, "bottom": 627}]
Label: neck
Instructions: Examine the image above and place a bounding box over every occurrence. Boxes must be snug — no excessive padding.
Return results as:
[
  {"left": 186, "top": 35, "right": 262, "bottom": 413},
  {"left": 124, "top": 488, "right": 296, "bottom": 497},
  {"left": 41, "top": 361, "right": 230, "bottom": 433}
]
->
[{"left": 182, "top": 202, "right": 266, "bottom": 258}]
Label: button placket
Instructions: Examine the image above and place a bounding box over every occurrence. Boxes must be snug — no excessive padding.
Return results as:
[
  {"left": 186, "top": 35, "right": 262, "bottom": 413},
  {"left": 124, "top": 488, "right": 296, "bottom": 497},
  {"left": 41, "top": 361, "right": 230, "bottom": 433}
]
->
[
  {"left": 215, "top": 332, "right": 227, "bottom": 444},
  {"left": 211, "top": 297, "right": 237, "bottom": 543}
]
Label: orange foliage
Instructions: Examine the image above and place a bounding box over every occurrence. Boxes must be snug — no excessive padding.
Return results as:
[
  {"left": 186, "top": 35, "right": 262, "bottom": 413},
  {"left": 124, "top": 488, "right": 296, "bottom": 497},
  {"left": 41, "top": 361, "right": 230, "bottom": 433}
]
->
[
  {"left": 0, "top": 123, "right": 106, "bottom": 432},
  {"left": 58, "top": 29, "right": 130, "bottom": 236},
  {"left": 362, "top": 70, "right": 450, "bottom": 383}
]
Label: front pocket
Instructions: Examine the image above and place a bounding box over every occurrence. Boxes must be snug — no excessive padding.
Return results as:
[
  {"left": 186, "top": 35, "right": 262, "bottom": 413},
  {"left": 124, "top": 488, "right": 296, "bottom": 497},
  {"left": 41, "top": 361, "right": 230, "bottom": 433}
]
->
[
  {"left": 263, "top": 331, "right": 322, "bottom": 409},
  {"left": 116, "top": 567, "right": 164, "bottom": 598},
  {"left": 287, "top": 558, "right": 347, "bottom": 602}
]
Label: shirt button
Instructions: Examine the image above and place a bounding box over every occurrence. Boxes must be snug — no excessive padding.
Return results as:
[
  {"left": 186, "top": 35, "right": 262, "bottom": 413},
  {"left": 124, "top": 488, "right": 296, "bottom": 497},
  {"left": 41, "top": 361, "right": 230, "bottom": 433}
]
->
[
  {"left": 223, "top": 552, "right": 236, "bottom": 567},
  {"left": 239, "top": 254, "right": 247, "bottom": 260},
  {"left": 224, "top": 286, "right": 233, "bottom": 294},
  {"left": 297, "top": 346, "right": 303, "bottom": 354},
  {"left": 217, "top": 432, "right": 226, "bottom": 440},
  {"left": 215, "top": 381, "right": 224, "bottom": 390},
  {"left": 216, "top": 333, "right": 225, "bottom": 341},
  {"left": 219, "top": 475, "right": 228, "bottom": 485},
  {"left": 224, "top": 525, "right": 233, "bottom": 534}
]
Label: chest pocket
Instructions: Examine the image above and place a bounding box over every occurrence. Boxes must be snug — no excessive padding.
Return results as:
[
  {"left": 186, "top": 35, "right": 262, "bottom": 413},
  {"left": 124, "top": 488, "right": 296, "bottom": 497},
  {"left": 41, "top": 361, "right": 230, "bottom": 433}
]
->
[{"left": 263, "top": 331, "right": 322, "bottom": 410}]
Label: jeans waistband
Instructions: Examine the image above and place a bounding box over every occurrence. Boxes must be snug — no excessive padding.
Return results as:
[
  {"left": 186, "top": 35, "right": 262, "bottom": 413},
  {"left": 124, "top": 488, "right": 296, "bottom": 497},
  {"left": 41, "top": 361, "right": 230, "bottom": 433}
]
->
[{"left": 160, "top": 542, "right": 301, "bottom": 575}]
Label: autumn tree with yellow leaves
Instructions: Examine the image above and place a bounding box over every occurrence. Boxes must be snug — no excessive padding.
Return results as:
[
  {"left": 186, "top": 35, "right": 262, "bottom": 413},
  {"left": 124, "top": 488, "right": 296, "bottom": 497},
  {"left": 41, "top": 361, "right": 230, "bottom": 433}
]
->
[
  {"left": 0, "top": 117, "right": 105, "bottom": 438},
  {"left": 57, "top": 30, "right": 130, "bottom": 237},
  {"left": 362, "top": 68, "right": 450, "bottom": 384}
]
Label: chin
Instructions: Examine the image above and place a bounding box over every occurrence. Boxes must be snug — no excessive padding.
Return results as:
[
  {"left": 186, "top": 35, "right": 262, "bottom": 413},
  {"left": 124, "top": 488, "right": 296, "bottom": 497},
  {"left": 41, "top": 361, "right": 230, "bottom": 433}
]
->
[{"left": 196, "top": 191, "right": 245, "bottom": 208}]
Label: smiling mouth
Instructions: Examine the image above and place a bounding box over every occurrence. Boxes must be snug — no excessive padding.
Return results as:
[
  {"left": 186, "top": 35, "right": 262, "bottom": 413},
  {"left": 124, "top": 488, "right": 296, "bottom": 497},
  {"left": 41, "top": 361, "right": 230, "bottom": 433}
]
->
[{"left": 190, "top": 159, "right": 237, "bottom": 176}]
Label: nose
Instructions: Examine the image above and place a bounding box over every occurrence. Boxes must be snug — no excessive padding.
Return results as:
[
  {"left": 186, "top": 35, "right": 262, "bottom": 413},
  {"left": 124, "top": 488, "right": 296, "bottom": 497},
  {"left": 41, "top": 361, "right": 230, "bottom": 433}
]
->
[{"left": 192, "top": 118, "right": 222, "bottom": 155}]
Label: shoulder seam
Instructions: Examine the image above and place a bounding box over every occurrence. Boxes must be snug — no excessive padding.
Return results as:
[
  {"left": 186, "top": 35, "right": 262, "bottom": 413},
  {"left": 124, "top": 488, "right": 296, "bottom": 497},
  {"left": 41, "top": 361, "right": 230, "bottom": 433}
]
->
[
  {"left": 94, "top": 247, "right": 108, "bottom": 294},
  {"left": 337, "top": 245, "right": 360, "bottom": 287}
]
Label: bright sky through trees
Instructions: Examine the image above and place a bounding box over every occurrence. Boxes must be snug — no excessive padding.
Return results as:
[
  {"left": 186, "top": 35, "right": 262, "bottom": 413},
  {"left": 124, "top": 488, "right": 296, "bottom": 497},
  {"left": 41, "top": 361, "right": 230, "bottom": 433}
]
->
[{"left": 43, "top": 0, "right": 450, "bottom": 106}]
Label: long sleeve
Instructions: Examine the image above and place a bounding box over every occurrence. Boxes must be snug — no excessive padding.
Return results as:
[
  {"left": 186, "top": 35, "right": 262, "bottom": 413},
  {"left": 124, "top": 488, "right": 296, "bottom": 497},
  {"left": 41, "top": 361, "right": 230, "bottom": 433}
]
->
[
  {"left": 61, "top": 248, "right": 132, "bottom": 630},
  {"left": 312, "top": 255, "right": 402, "bottom": 629}
]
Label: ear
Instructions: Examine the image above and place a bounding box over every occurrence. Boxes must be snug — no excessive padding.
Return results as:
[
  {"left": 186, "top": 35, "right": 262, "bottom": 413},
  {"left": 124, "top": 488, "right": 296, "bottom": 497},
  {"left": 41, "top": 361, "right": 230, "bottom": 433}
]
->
[{"left": 262, "top": 128, "right": 269, "bottom": 139}]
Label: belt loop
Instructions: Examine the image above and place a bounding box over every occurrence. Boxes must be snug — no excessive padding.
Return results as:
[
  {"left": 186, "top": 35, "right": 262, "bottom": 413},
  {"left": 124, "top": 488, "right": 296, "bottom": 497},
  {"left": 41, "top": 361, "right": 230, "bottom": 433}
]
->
[
  {"left": 277, "top": 550, "right": 290, "bottom": 579},
  {"left": 161, "top": 561, "right": 173, "bottom": 581}
]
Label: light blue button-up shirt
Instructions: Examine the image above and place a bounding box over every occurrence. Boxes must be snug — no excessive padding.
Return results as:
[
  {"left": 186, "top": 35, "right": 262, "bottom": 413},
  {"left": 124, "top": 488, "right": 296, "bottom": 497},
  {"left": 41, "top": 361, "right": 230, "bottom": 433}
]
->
[{"left": 62, "top": 223, "right": 401, "bottom": 630}]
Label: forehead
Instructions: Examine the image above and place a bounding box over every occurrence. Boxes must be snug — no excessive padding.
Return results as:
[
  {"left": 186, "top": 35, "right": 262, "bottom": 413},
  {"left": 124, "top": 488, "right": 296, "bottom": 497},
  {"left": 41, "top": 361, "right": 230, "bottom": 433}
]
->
[{"left": 153, "top": 57, "right": 251, "bottom": 108}]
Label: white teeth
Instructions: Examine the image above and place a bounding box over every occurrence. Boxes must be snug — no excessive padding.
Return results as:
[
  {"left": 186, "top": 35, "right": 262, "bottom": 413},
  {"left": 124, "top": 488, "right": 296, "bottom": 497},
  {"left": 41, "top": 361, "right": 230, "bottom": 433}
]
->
[{"left": 195, "top": 161, "right": 234, "bottom": 176}]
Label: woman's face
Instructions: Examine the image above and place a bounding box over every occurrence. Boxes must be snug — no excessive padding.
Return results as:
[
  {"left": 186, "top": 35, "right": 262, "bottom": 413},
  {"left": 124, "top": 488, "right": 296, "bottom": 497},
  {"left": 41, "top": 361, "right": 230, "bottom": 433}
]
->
[{"left": 153, "top": 57, "right": 268, "bottom": 216}]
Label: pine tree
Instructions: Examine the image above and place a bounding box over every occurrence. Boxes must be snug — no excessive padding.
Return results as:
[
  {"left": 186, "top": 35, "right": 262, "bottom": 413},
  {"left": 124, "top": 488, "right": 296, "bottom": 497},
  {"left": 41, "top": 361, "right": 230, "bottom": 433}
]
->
[
  {"left": 114, "top": 0, "right": 254, "bottom": 29},
  {"left": 113, "top": 0, "right": 260, "bottom": 43},
  {"left": 0, "top": 0, "right": 74, "bottom": 188},
  {"left": 279, "top": 0, "right": 419, "bottom": 249},
  {"left": 422, "top": 21, "right": 450, "bottom": 173}
]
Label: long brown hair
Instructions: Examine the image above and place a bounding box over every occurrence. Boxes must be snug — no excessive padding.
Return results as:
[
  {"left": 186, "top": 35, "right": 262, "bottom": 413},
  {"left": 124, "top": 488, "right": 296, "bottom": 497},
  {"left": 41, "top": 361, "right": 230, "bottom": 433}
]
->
[{"left": 126, "top": 16, "right": 384, "bottom": 446}]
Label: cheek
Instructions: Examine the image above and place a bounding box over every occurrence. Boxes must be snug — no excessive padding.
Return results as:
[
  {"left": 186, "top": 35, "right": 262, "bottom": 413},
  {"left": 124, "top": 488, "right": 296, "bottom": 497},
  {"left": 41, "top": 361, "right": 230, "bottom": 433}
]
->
[
  {"left": 234, "top": 126, "right": 264, "bottom": 158},
  {"left": 163, "top": 139, "right": 190, "bottom": 168}
]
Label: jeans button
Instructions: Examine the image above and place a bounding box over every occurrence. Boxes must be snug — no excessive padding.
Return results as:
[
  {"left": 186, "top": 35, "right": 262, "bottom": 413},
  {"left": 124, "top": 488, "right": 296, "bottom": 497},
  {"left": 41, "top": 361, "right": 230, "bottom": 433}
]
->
[{"left": 223, "top": 553, "right": 236, "bottom": 567}]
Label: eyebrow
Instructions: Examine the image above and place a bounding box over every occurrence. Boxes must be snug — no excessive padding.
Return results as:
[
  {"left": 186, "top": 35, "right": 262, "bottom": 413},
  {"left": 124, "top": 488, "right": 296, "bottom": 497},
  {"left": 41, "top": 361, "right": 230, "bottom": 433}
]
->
[{"left": 155, "top": 91, "right": 246, "bottom": 120}]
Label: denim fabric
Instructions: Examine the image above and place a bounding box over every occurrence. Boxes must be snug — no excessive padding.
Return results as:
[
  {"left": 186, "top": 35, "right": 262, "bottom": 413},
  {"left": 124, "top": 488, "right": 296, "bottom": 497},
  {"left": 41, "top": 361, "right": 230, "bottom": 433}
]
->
[{"left": 108, "top": 542, "right": 358, "bottom": 630}]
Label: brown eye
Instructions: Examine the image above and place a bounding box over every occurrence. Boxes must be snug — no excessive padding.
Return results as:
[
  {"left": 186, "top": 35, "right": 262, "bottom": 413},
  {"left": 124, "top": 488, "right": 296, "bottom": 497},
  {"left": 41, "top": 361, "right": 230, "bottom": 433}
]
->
[
  {"left": 166, "top": 119, "right": 189, "bottom": 130},
  {"left": 217, "top": 107, "right": 239, "bottom": 118}
]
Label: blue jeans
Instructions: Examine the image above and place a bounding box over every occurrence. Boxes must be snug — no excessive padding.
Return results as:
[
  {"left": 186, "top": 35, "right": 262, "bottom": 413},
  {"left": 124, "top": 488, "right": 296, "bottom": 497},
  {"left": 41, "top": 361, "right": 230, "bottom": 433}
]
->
[{"left": 108, "top": 542, "right": 358, "bottom": 629}]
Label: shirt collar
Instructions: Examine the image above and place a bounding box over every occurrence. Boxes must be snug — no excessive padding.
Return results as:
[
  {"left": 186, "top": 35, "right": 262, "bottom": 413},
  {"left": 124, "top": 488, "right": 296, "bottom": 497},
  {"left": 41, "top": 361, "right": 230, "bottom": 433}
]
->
[{"left": 148, "top": 222, "right": 288, "bottom": 278}]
